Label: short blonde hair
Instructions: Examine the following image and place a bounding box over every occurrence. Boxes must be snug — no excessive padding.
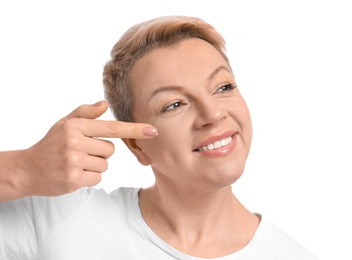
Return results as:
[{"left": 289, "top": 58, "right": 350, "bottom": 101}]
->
[{"left": 103, "top": 16, "right": 228, "bottom": 122}]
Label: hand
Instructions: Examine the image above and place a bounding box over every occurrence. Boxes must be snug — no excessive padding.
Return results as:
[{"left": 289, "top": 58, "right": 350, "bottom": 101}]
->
[{"left": 17, "top": 101, "right": 157, "bottom": 197}]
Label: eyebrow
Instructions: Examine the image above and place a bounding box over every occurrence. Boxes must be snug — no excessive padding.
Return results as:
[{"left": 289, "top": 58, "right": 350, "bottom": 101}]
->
[
  {"left": 208, "top": 65, "right": 232, "bottom": 81},
  {"left": 149, "top": 65, "right": 231, "bottom": 99}
]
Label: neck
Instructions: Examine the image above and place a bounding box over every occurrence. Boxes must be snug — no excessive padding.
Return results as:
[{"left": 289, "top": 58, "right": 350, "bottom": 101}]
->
[{"left": 139, "top": 181, "right": 259, "bottom": 257}]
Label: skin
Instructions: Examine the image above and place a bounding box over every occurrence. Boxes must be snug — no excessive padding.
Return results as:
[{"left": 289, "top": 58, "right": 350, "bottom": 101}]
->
[
  {"left": 123, "top": 39, "right": 259, "bottom": 257},
  {"left": 0, "top": 101, "right": 158, "bottom": 201},
  {"left": 0, "top": 37, "right": 259, "bottom": 257}
]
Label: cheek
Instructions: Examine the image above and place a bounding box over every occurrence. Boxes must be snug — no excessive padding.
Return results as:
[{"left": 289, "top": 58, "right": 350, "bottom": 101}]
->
[
  {"left": 241, "top": 101, "right": 253, "bottom": 135},
  {"left": 228, "top": 98, "right": 252, "bottom": 140},
  {"left": 138, "top": 138, "right": 177, "bottom": 169},
  {"left": 151, "top": 114, "right": 191, "bottom": 139},
  {"left": 239, "top": 103, "right": 253, "bottom": 146},
  {"left": 231, "top": 97, "right": 251, "bottom": 125},
  {"left": 139, "top": 120, "right": 190, "bottom": 160}
]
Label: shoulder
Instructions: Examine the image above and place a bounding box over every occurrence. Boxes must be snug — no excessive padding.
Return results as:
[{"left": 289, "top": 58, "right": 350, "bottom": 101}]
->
[
  {"left": 108, "top": 187, "right": 140, "bottom": 210},
  {"left": 0, "top": 188, "right": 94, "bottom": 222},
  {"left": 249, "top": 216, "right": 319, "bottom": 259},
  {"left": 0, "top": 188, "right": 110, "bottom": 259},
  {"left": 0, "top": 186, "right": 142, "bottom": 259},
  {"left": 109, "top": 186, "right": 140, "bottom": 199}
]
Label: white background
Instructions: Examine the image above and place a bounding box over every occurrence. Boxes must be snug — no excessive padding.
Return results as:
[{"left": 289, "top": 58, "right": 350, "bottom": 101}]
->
[{"left": 1, "top": 1, "right": 351, "bottom": 259}]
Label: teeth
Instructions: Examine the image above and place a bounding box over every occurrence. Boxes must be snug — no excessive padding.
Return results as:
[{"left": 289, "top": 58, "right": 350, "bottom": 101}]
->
[{"left": 198, "top": 136, "right": 232, "bottom": 151}]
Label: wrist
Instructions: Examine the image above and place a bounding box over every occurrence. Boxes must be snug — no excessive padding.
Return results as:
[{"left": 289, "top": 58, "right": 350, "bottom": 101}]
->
[
  {"left": 14, "top": 149, "right": 36, "bottom": 198},
  {"left": 0, "top": 150, "right": 31, "bottom": 201},
  {"left": 9, "top": 149, "right": 33, "bottom": 198}
]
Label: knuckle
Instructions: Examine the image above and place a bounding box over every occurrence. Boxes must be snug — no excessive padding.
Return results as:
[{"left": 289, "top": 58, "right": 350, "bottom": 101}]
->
[
  {"left": 62, "top": 118, "right": 76, "bottom": 130},
  {"left": 105, "top": 124, "right": 119, "bottom": 138},
  {"left": 65, "top": 168, "right": 81, "bottom": 186},
  {"left": 133, "top": 126, "right": 141, "bottom": 137},
  {"left": 65, "top": 135, "right": 80, "bottom": 150},
  {"left": 61, "top": 123, "right": 82, "bottom": 149},
  {"left": 64, "top": 152, "right": 80, "bottom": 167},
  {"left": 62, "top": 118, "right": 82, "bottom": 135}
]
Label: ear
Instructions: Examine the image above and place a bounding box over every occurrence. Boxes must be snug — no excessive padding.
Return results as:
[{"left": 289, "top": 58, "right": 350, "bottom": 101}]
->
[{"left": 122, "top": 138, "right": 152, "bottom": 166}]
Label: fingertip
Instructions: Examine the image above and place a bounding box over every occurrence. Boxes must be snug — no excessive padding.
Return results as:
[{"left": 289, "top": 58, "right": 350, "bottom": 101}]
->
[
  {"left": 90, "top": 101, "right": 108, "bottom": 117},
  {"left": 65, "top": 101, "right": 108, "bottom": 120},
  {"left": 93, "top": 100, "right": 107, "bottom": 107},
  {"left": 80, "top": 171, "right": 102, "bottom": 187},
  {"left": 142, "top": 126, "right": 158, "bottom": 137}
]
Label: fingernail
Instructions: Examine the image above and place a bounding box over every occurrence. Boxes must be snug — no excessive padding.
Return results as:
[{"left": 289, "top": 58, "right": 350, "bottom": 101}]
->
[
  {"left": 142, "top": 127, "right": 158, "bottom": 137},
  {"left": 93, "top": 101, "right": 105, "bottom": 107}
]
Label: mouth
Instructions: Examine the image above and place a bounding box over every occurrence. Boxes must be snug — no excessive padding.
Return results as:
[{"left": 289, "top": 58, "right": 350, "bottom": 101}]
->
[
  {"left": 194, "top": 136, "right": 232, "bottom": 152},
  {"left": 193, "top": 133, "right": 235, "bottom": 152}
]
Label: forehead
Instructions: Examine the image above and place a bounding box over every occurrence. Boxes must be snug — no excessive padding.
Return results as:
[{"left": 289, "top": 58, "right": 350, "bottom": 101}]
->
[{"left": 130, "top": 38, "right": 230, "bottom": 89}]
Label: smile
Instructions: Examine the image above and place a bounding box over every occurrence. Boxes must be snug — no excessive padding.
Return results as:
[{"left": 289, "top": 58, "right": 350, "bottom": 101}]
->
[{"left": 196, "top": 136, "right": 232, "bottom": 151}]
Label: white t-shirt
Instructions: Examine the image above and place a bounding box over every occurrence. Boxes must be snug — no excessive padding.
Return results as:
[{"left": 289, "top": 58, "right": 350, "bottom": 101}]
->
[{"left": 0, "top": 187, "right": 318, "bottom": 259}]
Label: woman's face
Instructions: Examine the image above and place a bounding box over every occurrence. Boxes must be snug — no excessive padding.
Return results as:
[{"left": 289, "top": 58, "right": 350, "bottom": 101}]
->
[{"left": 127, "top": 39, "right": 252, "bottom": 191}]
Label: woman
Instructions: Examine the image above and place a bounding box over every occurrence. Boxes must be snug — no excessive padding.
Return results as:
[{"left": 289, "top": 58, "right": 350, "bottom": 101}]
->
[{"left": 0, "top": 16, "right": 318, "bottom": 259}]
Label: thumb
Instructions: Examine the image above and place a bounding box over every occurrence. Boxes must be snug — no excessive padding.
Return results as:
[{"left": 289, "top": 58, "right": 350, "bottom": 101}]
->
[{"left": 63, "top": 101, "right": 109, "bottom": 121}]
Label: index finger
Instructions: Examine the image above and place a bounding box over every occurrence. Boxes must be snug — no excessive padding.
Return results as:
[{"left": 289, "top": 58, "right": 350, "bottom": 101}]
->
[{"left": 75, "top": 119, "right": 158, "bottom": 139}]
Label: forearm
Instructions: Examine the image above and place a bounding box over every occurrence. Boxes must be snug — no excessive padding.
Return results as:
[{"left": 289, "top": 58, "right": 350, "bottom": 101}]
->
[
  {"left": 0, "top": 150, "right": 29, "bottom": 201},
  {"left": 0, "top": 102, "right": 156, "bottom": 202}
]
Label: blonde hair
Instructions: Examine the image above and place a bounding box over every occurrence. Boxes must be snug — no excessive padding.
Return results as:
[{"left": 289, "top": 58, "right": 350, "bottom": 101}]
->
[{"left": 103, "top": 16, "right": 228, "bottom": 122}]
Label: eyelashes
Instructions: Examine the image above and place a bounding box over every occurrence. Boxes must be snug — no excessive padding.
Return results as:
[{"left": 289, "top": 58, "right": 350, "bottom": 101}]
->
[
  {"left": 215, "top": 83, "right": 237, "bottom": 93},
  {"left": 162, "top": 100, "right": 186, "bottom": 113},
  {"left": 161, "top": 83, "right": 237, "bottom": 113}
]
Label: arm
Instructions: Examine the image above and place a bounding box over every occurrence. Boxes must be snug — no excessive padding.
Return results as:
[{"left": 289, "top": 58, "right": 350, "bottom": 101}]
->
[
  {"left": 0, "top": 101, "right": 157, "bottom": 201},
  {"left": 0, "top": 150, "right": 29, "bottom": 201}
]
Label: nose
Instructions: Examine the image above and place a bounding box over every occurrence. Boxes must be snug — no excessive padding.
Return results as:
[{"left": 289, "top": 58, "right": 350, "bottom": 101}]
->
[{"left": 194, "top": 98, "right": 227, "bottom": 129}]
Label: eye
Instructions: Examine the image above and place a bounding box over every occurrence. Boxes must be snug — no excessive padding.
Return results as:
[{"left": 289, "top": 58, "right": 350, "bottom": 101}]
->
[
  {"left": 216, "top": 83, "right": 237, "bottom": 93},
  {"left": 162, "top": 101, "right": 185, "bottom": 112}
]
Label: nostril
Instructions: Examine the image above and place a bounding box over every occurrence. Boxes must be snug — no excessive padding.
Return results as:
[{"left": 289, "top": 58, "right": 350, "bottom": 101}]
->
[{"left": 193, "top": 101, "right": 228, "bottom": 129}]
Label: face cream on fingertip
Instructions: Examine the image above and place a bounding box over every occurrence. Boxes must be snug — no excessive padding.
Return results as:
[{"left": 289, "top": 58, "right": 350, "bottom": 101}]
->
[{"left": 142, "top": 127, "right": 158, "bottom": 137}]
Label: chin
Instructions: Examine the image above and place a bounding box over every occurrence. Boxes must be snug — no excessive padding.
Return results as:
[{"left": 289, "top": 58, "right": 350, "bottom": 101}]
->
[{"left": 206, "top": 166, "right": 245, "bottom": 190}]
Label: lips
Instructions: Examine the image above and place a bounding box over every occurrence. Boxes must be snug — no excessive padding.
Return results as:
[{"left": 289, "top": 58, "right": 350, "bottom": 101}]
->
[
  {"left": 193, "top": 131, "right": 236, "bottom": 152},
  {"left": 196, "top": 136, "right": 232, "bottom": 151}
]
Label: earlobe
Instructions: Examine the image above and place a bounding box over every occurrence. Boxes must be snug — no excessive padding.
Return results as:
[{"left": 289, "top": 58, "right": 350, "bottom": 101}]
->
[{"left": 122, "top": 138, "right": 152, "bottom": 166}]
